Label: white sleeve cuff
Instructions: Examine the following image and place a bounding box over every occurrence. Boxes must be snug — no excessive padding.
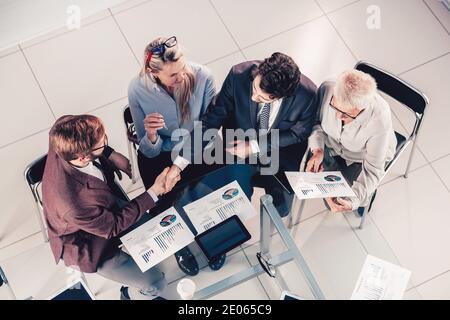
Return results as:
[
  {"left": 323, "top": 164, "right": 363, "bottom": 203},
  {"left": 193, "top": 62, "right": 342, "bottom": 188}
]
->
[
  {"left": 173, "top": 156, "right": 190, "bottom": 171},
  {"left": 249, "top": 139, "right": 260, "bottom": 155},
  {"left": 146, "top": 188, "right": 159, "bottom": 202}
]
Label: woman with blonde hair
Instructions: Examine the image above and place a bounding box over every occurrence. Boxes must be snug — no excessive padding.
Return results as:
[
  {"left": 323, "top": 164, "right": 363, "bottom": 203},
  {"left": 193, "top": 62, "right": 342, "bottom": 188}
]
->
[
  {"left": 128, "top": 36, "right": 225, "bottom": 276},
  {"left": 306, "top": 69, "right": 397, "bottom": 214}
]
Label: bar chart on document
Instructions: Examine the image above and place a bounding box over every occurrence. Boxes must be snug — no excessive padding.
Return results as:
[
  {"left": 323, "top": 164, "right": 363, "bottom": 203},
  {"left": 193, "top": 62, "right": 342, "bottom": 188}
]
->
[
  {"left": 183, "top": 180, "right": 256, "bottom": 234},
  {"left": 120, "top": 207, "right": 195, "bottom": 272}
]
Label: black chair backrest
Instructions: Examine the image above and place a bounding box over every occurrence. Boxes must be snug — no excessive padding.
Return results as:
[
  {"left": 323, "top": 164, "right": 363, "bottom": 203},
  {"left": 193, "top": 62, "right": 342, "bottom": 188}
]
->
[
  {"left": 355, "top": 61, "right": 428, "bottom": 115},
  {"left": 25, "top": 154, "right": 48, "bottom": 186},
  {"left": 123, "top": 105, "right": 133, "bottom": 125}
]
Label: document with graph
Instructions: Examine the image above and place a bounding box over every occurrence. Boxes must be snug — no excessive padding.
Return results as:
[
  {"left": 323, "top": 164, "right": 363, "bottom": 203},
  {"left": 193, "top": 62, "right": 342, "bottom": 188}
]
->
[
  {"left": 182, "top": 180, "right": 256, "bottom": 234},
  {"left": 351, "top": 255, "right": 411, "bottom": 300},
  {"left": 120, "top": 207, "right": 195, "bottom": 272},
  {"left": 285, "top": 171, "right": 357, "bottom": 199}
]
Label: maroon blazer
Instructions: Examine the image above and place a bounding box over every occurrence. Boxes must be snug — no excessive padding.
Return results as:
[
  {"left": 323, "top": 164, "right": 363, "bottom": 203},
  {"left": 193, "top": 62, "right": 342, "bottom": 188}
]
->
[{"left": 42, "top": 145, "right": 155, "bottom": 273}]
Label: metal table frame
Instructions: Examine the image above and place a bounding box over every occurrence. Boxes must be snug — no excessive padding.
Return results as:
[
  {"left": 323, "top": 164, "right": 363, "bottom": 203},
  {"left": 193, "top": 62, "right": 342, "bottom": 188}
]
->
[{"left": 193, "top": 194, "right": 325, "bottom": 300}]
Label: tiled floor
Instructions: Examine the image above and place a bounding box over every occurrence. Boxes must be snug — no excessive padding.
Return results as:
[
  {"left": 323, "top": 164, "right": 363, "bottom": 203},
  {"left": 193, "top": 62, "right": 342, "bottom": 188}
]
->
[{"left": 0, "top": 0, "right": 449, "bottom": 300}]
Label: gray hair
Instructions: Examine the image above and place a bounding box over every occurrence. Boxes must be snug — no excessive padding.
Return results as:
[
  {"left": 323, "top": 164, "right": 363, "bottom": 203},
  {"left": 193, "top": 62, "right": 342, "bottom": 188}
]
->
[{"left": 334, "top": 69, "right": 377, "bottom": 110}]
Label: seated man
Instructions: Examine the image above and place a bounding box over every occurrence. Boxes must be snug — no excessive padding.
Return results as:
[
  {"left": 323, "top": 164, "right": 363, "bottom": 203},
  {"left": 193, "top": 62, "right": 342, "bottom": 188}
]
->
[
  {"left": 165, "top": 52, "right": 318, "bottom": 217},
  {"left": 306, "top": 70, "right": 397, "bottom": 213},
  {"left": 42, "top": 115, "right": 179, "bottom": 300}
]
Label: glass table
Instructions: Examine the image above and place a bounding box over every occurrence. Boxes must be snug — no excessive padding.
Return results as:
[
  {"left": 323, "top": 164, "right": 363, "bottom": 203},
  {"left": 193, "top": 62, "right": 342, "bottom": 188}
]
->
[{"left": 126, "top": 164, "right": 325, "bottom": 300}]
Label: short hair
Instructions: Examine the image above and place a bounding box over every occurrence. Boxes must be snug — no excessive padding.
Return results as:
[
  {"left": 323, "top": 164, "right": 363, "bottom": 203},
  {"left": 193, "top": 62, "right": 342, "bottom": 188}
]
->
[
  {"left": 334, "top": 69, "right": 377, "bottom": 110},
  {"left": 256, "top": 52, "right": 301, "bottom": 98},
  {"left": 49, "top": 115, "right": 105, "bottom": 161}
]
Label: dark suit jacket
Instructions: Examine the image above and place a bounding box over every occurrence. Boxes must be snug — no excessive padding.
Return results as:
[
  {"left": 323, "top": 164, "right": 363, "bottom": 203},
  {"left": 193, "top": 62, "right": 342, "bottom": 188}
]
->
[
  {"left": 42, "top": 145, "right": 155, "bottom": 273},
  {"left": 180, "top": 60, "right": 317, "bottom": 162}
]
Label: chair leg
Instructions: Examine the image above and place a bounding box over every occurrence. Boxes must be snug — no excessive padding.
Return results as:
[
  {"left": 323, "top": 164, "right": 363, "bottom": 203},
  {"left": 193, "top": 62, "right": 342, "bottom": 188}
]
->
[
  {"left": 404, "top": 138, "right": 418, "bottom": 179},
  {"left": 0, "top": 267, "right": 16, "bottom": 300},
  {"left": 358, "top": 206, "right": 368, "bottom": 229},
  {"left": 289, "top": 198, "right": 305, "bottom": 229},
  {"left": 127, "top": 142, "right": 137, "bottom": 184}
]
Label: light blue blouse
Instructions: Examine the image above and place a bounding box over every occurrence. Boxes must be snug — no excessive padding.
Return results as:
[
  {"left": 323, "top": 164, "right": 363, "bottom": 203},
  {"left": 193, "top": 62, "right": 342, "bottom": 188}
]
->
[{"left": 128, "top": 63, "right": 216, "bottom": 158}]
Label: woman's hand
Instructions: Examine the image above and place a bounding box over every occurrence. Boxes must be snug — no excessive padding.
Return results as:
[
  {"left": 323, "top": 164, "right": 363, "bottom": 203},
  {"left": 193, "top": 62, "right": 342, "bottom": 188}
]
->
[
  {"left": 306, "top": 148, "right": 324, "bottom": 172},
  {"left": 325, "top": 197, "right": 353, "bottom": 213},
  {"left": 144, "top": 113, "right": 165, "bottom": 143}
]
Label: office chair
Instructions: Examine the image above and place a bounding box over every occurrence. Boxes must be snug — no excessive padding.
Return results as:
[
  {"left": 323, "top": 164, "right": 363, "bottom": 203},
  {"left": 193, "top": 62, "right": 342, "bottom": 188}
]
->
[
  {"left": 24, "top": 154, "right": 49, "bottom": 242},
  {"left": 123, "top": 105, "right": 139, "bottom": 184},
  {"left": 289, "top": 61, "right": 429, "bottom": 229}
]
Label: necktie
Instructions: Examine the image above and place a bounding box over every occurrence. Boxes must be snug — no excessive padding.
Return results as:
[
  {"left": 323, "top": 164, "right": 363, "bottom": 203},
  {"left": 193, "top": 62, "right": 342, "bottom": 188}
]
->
[{"left": 258, "top": 103, "right": 271, "bottom": 130}]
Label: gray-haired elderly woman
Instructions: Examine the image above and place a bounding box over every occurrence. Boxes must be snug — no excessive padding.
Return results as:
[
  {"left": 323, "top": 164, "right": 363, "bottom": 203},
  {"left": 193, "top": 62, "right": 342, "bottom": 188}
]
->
[{"left": 306, "top": 69, "right": 397, "bottom": 214}]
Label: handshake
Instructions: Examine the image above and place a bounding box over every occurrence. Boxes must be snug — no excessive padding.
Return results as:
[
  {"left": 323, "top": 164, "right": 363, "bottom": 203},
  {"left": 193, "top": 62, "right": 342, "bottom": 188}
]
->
[{"left": 149, "top": 164, "right": 182, "bottom": 196}]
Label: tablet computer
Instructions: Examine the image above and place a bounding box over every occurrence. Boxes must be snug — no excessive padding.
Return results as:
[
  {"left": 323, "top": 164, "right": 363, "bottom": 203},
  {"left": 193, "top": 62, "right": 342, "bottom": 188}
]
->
[
  {"left": 195, "top": 215, "right": 251, "bottom": 261},
  {"left": 280, "top": 291, "right": 304, "bottom": 300},
  {"left": 46, "top": 277, "right": 95, "bottom": 300}
]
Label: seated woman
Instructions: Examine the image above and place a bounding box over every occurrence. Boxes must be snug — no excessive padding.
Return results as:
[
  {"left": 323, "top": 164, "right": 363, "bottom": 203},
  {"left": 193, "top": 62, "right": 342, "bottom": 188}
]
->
[
  {"left": 128, "top": 36, "right": 225, "bottom": 276},
  {"left": 306, "top": 69, "right": 397, "bottom": 214}
]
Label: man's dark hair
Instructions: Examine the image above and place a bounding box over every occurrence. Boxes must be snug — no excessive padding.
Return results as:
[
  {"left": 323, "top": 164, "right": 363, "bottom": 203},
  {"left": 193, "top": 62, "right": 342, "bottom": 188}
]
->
[{"left": 256, "top": 52, "right": 301, "bottom": 98}]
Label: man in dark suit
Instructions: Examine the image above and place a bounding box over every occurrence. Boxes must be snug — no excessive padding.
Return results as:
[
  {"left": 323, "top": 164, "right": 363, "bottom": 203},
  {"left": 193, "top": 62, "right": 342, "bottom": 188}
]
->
[
  {"left": 42, "top": 115, "right": 179, "bottom": 300},
  {"left": 166, "top": 52, "right": 318, "bottom": 217}
]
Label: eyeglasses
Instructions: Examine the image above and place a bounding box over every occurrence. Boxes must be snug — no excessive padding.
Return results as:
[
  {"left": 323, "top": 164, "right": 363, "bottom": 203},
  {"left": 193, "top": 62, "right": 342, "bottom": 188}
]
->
[
  {"left": 329, "top": 96, "right": 362, "bottom": 120},
  {"left": 146, "top": 36, "right": 177, "bottom": 65},
  {"left": 256, "top": 252, "right": 276, "bottom": 278},
  {"left": 90, "top": 134, "right": 108, "bottom": 153}
]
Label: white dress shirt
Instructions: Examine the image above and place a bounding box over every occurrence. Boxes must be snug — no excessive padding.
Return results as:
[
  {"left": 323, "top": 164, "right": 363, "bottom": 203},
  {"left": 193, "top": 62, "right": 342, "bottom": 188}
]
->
[{"left": 74, "top": 161, "right": 158, "bottom": 202}]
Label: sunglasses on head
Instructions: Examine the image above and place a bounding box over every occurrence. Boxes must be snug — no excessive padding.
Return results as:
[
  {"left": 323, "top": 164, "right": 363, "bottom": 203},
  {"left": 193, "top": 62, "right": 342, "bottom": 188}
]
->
[{"left": 146, "top": 36, "right": 177, "bottom": 65}]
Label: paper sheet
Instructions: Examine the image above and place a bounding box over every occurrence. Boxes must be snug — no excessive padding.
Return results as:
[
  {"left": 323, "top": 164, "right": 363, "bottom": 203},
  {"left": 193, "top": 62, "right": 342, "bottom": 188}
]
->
[
  {"left": 120, "top": 207, "right": 195, "bottom": 272},
  {"left": 183, "top": 180, "right": 256, "bottom": 234},
  {"left": 351, "top": 255, "right": 411, "bottom": 300},
  {"left": 285, "top": 171, "right": 356, "bottom": 199}
]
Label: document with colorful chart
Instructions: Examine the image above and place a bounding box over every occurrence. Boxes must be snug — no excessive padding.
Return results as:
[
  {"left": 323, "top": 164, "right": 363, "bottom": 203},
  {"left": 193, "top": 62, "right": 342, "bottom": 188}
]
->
[
  {"left": 182, "top": 180, "right": 256, "bottom": 234},
  {"left": 285, "top": 171, "right": 357, "bottom": 199},
  {"left": 120, "top": 207, "right": 195, "bottom": 272}
]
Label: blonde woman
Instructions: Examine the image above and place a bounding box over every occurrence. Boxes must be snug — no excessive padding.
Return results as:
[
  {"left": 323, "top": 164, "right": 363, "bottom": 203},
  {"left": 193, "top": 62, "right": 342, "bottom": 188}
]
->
[
  {"left": 306, "top": 69, "right": 397, "bottom": 214},
  {"left": 128, "top": 36, "right": 224, "bottom": 276}
]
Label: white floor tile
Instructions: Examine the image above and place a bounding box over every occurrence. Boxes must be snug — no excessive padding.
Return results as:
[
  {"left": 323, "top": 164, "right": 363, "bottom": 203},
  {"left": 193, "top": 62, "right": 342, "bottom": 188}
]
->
[
  {"left": 23, "top": 17, "right": 139, "bottom": 117},
  {"left": 416, "top": 270, "right": 450, "bottom": 299},
  {"left": 0, "top": 242, "right": 78, "bottom": 300},
  {"left": 403, "top": 287, "right": 423, "bottom": 300},
  {"left": 328, "top": 0, "right": 450, "bottom": 74},
  {"left": 424, "top": 0, "right": 450, "bottom": 33},
  {"left": 110, "top": 0, "right": 151, "bottom": 15},
  {"left": 243, "top": 17, "right": 356, "bottom": 85},
  {"left": 113, "top": 0, "right": 239, "bottom": 64},
  {"left": 0, "top": 131, "right": 50, "bottom": 248},
  {"left": 245, "top": 211, "right": 369, "bottom": 299},
  {"left": 0, "top": 232, "right": 44, "bottom": 262},
  {"left": 0, "top": 52, "right": 54, "bottom": 147},
  {"left": 399, "top": 54, "right": 450, "bottom": 162},
  {"left": 206, "top": 51, "right": 246, "bottom": 90},
  {"left": 344, "top": 214, "right": 416, "bottom": 290},
  {"left": 20, "top": 9, "right": 113, "bottom": 49},
  {"left": 211, "top": 0, "right": 322, "bottom": 48},
  {"left": 316, "top": 0, "right": 360, "bottom": 13},
  {"left": 431, "top": 155, "right": 450, "bottom": 191},
  {"left": 370, "top": 165, "right": 450, "bottom": 285}
]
